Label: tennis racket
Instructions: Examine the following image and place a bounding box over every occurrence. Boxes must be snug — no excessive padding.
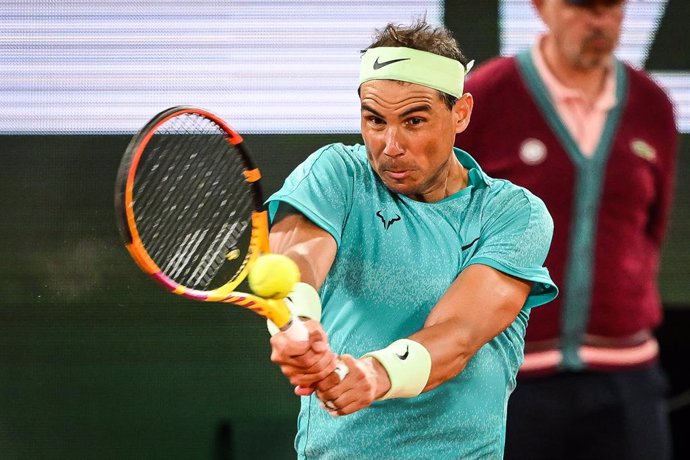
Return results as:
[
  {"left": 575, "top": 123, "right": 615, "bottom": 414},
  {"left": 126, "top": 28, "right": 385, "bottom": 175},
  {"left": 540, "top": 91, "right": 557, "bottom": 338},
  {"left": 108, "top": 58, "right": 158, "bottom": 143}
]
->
[{"left": 114, "top": 105, "right": 307, "bottom": 341}]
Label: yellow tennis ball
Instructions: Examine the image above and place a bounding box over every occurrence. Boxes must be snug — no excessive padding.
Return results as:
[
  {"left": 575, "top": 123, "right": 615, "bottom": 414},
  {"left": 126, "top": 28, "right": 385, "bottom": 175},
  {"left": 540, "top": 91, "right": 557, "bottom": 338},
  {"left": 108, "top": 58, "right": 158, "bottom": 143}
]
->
[{"left": 248, "top": 254, "right": 300, "bottom": 299}]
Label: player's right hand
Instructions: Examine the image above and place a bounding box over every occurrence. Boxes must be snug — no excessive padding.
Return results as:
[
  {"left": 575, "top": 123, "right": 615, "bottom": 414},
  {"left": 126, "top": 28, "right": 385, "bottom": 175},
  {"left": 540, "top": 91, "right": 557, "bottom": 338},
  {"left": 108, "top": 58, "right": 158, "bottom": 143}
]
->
[{"left": 270, "top": 319, "right": 337, "bottom": 389}]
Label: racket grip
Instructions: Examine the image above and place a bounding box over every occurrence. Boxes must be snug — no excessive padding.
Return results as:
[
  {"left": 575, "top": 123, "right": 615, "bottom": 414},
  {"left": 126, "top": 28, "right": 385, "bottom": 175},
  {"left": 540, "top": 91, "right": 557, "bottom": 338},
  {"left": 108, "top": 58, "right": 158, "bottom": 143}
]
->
[{"left": 280, "top": 316, "right": 309, "bottom": 342}]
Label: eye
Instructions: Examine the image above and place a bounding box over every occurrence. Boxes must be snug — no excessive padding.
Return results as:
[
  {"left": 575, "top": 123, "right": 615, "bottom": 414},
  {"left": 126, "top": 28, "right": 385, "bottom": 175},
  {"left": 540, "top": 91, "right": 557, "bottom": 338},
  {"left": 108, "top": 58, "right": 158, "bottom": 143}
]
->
[
  {"left": 407, "top": 117, "right": 425, "bottom": 126},
  {"left": 365, "top": 115, "right": 385, "bottom": 127}
]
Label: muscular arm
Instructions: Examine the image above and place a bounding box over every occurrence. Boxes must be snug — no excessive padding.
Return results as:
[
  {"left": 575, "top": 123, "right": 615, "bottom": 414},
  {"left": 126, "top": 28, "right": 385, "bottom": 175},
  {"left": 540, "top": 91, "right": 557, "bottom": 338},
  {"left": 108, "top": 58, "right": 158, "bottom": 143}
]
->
[
  {"left": 267, "top": 210, "right": 339, "bottom": 391},
  {"left": 268, "top": 211, "right": 337, "bottom": 290},
  {"left": 411, "top": 263, "right": 531, "bottom": 391},
  {"left": 317, "top": 263, "right": 532, "bottom": 414}
]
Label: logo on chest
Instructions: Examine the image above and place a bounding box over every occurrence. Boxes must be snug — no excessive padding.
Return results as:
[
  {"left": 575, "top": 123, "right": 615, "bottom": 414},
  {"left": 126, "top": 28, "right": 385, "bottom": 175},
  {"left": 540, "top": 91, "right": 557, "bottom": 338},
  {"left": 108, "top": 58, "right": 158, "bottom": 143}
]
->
[
  {"left": 376, "top": 210, "right": 401, "bottom": 230},
  {"left": 630, "top": 139, "right": 657, "bottom": 162}
]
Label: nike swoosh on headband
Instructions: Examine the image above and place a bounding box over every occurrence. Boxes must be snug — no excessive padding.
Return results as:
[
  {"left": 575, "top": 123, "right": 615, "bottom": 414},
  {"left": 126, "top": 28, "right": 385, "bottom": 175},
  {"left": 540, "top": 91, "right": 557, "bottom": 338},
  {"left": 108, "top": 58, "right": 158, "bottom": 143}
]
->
[{"left": 373, "top": 57, "right": 411, "bottom": 70}]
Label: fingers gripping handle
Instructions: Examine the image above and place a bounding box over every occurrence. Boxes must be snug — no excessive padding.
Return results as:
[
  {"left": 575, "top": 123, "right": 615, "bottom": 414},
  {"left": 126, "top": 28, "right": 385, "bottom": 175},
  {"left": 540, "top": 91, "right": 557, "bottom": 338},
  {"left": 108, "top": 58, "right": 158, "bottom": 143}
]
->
[
  {"left": 294, "top": 360, "right": 350, "bottom": 396},
  {"left": 280, "top": 316, "right": 309, "bottom": 342},
  {"left": 266, "top": 282, "right": 322, "bottom": 339}
]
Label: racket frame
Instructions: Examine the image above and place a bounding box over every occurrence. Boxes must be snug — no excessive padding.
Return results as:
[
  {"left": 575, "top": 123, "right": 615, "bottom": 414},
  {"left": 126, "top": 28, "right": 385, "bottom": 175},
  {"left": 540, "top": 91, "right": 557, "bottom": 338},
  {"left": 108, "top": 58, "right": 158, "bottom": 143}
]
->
[{"left": 114, "top": 106, "right": 294, "bottom": 330}]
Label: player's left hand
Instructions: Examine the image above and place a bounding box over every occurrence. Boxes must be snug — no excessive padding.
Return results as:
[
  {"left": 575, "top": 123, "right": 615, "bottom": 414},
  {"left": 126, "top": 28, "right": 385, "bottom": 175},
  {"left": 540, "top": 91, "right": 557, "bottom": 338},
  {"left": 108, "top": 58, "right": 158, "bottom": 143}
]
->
[{"left": 315, "top": 355, "right": 390, "bottom": 416}]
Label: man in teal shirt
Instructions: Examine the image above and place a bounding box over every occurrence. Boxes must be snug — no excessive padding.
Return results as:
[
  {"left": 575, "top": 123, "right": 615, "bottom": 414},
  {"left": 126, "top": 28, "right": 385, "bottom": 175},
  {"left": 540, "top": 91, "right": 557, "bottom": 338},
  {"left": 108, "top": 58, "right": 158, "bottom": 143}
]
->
[{"left": 267, "top": 20, "right": 558, "bottom": 459}]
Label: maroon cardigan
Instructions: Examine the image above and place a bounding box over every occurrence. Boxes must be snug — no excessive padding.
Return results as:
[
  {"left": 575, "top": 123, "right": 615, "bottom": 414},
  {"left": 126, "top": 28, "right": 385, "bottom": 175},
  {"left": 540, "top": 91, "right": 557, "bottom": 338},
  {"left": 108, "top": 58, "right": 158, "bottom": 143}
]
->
[{"left": 457, "top": 55, "right": 678, "bottom": 346}]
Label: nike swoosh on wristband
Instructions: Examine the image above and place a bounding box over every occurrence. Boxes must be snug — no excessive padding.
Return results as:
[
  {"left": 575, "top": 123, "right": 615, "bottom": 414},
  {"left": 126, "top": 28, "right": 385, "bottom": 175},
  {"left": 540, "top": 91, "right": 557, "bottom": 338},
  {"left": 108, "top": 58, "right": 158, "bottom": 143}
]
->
[
  {"left": 373, "top": 57, "right": 411, "bottom": 70},
  {"left": 396, "top": 345, "right": 410, "bottom": 360}
]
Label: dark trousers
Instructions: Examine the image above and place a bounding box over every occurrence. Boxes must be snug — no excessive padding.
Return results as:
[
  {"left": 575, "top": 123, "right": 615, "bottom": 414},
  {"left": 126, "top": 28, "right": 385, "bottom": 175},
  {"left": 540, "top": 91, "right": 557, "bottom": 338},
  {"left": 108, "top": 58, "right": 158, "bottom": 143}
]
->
[{"left": 504, "top": 363, "right": 672, "bottom": 460}]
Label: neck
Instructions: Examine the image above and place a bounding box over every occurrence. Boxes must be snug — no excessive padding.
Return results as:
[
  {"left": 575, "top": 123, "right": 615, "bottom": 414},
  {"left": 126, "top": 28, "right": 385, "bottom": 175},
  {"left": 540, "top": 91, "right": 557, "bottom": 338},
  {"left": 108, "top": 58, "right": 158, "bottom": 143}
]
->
[
  {"left": 444, "top": 156, "right": 468, "bottom": 197},
  {"left": 417, "top": 154, "right": 467, "bottom": 203},
  {"left": 541, "top": 37, "right": 610, "bottom": 104}
]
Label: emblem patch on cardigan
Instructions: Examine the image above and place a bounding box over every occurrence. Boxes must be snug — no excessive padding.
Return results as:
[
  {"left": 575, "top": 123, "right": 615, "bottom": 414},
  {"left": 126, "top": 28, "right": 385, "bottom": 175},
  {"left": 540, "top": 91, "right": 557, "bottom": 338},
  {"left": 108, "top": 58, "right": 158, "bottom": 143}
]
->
[
  {"left": 630, "top": 139, "right": 657, "bottom": 162},
  {"left": 519, "top": 138, "right": 547, "bottom": 165}
]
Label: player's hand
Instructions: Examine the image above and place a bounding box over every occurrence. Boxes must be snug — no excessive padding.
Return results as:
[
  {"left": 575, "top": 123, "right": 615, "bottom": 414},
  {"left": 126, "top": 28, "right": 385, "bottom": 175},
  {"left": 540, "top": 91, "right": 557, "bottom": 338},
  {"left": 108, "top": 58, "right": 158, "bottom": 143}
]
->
[
  {"left": 315, "top": 355, "right": 390, "bottom": 416},
  {"left": 270, "top": 319, "right": 337, "bottom": 389}
]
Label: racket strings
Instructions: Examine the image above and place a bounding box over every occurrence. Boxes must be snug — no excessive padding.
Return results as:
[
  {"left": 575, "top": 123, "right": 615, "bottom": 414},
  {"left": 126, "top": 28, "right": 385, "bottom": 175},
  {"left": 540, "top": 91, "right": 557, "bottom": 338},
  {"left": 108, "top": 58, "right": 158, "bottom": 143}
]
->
[
  {"left": 145, "top": 133, "right": 229, "bottom": 279},
  {"left": 141, "top": 131, "right": 251, "bottom": 288},
  {"left": 133, "top": 113, "right": 254, "bottom": 290}
]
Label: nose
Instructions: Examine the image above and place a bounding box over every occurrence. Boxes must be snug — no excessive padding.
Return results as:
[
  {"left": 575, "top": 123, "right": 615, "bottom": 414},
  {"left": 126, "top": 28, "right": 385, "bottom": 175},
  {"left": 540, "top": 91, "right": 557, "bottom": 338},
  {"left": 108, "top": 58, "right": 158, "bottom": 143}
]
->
[
  {"left": 382, "top": 126, "right": 404, "bottom": 157},
  {"left": 586, "top": 4, "right": 615, "bottom": 26}
]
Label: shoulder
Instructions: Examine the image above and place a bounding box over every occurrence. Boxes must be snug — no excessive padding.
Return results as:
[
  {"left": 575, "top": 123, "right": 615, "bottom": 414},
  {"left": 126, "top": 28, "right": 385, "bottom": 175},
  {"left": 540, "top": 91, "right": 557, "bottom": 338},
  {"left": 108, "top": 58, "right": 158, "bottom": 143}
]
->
[
  {"left": 479, "top": 178, "right": 553, "bottom": 231},
  {"left": 455, "top": 149, "right": 548, "bottom": 220},
  {"left": 624, "top": 63, "right": 673, "bottom": 106},
  {"left": 463, "top": 57, "right": 530, "bottom": 124},
  {"left": 467, "top": 176, "right": 556, "bottom": 287},
  {"left": 622, "top": 63, "right": 675, "bottom": 124},
  {"left": 620, "top": 63, "right": 677, "bottom": 145}
]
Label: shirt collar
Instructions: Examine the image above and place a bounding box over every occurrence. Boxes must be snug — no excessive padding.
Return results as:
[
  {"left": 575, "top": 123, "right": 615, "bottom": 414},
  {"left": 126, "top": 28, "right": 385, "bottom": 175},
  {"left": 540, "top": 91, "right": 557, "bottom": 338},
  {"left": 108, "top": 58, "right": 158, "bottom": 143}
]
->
[
  {"left": 454, "top": 147, "right": 490, "bottom": 188},
  {"left": 531, "top": 34, "right": 617, "bottom": 111}
]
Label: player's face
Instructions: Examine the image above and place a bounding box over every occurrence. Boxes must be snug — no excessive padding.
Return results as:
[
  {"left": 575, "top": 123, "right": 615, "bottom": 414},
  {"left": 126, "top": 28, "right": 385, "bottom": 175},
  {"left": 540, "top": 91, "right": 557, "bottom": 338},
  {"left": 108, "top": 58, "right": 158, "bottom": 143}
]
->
[
  {"left": 359, "top": 80, "right": 471, "bottom": 202},
  {"left": 538, "top": 0, "right": 625, "bottom": 70}
]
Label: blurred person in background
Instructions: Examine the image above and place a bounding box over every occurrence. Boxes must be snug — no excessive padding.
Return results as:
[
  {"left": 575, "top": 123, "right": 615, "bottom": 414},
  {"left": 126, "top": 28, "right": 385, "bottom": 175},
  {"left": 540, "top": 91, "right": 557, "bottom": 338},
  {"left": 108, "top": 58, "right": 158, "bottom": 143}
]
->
[{"left": 456, "top": 0, "right": 679, "bottom": 459}]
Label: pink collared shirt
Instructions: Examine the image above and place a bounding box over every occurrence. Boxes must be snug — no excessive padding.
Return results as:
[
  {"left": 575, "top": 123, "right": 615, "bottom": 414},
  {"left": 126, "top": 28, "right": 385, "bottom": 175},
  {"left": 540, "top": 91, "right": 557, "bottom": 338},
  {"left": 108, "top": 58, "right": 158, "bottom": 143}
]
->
[{"left": 531, "top": 36, "right": 617, "bottom": 157}]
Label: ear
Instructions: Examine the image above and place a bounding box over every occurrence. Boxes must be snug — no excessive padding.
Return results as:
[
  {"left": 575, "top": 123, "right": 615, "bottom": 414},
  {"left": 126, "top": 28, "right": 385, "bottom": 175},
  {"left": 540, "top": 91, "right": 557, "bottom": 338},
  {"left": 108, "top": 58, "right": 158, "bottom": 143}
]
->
[
  {"left": 531, "top": 0, "right": 547, "bottom": 23},
  {"left": 453, "top": 93, "right": 474, "bottom": 134}
]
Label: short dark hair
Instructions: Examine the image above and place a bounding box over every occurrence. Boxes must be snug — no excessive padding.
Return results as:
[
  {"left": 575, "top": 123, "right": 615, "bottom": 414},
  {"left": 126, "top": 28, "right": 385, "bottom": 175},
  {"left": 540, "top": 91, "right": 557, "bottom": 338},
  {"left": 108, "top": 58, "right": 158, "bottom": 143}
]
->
[{"left": 361, "top": 20, "right": 468, "bottom": 110}]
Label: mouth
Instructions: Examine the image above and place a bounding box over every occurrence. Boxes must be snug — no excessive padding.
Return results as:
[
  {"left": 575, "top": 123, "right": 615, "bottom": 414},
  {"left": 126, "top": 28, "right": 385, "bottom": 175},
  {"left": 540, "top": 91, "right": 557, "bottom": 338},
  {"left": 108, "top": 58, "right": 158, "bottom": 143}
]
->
[
  {"left": 383, "top": 169, "right": 410, "bottom": 180},
  {"left": 584, "top": 34, "right": 612, "bottom": 52}
]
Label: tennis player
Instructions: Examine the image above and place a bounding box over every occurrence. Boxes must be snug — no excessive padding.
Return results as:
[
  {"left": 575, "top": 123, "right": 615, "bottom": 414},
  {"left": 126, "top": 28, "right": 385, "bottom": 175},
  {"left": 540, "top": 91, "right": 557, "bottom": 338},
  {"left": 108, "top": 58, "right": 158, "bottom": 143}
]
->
[{"left": 267, "top": 20, "right": 558, "bottom": 459}]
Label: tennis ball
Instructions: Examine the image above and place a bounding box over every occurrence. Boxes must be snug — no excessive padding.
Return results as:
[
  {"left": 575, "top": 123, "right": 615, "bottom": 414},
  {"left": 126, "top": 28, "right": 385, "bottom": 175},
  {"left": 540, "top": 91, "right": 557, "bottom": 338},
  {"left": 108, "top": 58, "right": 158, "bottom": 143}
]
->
[{"left": 248, "top": 254, "right": 300, "bottom": 299}]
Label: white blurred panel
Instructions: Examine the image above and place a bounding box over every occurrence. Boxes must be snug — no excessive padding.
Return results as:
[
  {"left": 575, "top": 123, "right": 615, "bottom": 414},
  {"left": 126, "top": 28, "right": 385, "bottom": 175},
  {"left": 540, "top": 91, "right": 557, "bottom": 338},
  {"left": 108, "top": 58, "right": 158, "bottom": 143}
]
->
[{"left": 0, "top": 0, "right": 442, "bottom": 134}]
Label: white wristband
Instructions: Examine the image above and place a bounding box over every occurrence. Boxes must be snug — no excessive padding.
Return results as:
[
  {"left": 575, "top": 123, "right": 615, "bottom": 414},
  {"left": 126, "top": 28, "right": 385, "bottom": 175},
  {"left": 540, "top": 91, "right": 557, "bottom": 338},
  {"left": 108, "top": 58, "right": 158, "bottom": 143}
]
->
[
  {"left": 267, "top": 282, "right": 322, "bottom": 336},
  {"left": 362, "top": 338, "right": 432, "bottom": 400}
]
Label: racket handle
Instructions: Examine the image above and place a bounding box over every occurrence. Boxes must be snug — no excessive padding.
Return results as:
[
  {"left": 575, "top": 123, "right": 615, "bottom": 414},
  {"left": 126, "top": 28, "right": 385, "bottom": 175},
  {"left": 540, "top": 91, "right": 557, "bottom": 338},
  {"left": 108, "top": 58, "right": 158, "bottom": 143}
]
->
[{"left": 280, "top": 316, "right": 309, "bottom": 342}]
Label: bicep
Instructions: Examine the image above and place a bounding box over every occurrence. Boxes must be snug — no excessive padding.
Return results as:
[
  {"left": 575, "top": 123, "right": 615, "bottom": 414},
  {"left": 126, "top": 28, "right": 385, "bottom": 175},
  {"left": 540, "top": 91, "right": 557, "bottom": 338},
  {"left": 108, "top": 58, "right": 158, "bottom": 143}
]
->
[{"left": 269, "top": 212, "right": 337, "bottom": 290}]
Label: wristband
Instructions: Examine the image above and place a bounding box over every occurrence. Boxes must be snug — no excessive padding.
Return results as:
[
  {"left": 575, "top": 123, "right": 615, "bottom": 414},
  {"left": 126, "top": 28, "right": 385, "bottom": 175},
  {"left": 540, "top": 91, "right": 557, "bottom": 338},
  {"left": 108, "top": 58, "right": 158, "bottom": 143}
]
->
[
  {"left": 362, "top": 338, "right": 431, "bottom": 400},
  {"left": 267, "top": 282, "right": 322, "bottom": 336}
]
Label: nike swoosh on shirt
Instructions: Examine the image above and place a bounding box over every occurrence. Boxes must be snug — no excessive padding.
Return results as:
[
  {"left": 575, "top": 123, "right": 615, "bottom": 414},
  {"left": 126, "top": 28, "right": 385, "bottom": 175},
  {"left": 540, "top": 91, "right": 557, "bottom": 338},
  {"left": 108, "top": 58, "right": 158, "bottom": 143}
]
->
[
  {"left": 373, "top": 57, "right": 411, "bottom": 70},
  {"left": 461, "top": 237, "right": 480, "bottom": 251}
]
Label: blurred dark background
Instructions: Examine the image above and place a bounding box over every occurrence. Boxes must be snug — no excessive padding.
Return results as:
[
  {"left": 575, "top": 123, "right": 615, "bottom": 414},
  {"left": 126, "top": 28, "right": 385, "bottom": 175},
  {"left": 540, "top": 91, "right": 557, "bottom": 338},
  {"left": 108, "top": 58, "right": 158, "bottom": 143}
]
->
[{"left": 1, "top": 1, "right": 688, "bottom": 459}]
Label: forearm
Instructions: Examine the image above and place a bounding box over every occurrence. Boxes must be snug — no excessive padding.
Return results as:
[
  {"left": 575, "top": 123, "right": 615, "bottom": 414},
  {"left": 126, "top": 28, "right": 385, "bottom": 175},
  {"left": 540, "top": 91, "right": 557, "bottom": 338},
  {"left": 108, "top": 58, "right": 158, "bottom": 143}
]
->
[
  {"left": 408, "top": 321, "right": 478, "bottom": 391},
  {"left": 367, "top": 264, "right": 531, "bottom": 397},
  {"left": 361, "top": 320, "right": 492, "bottom": 399},
  {"left": 317, "top": 303, "right": 522, "bottom": 413},
  {"left": 266, "top": 211, "right": 341, "bottom": 392},
  {"left": 269, "top": 211, "right": 336, "bottom": 289},
  {"left": 416, "top": 265, "right": 530, "bottom": 390}
]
